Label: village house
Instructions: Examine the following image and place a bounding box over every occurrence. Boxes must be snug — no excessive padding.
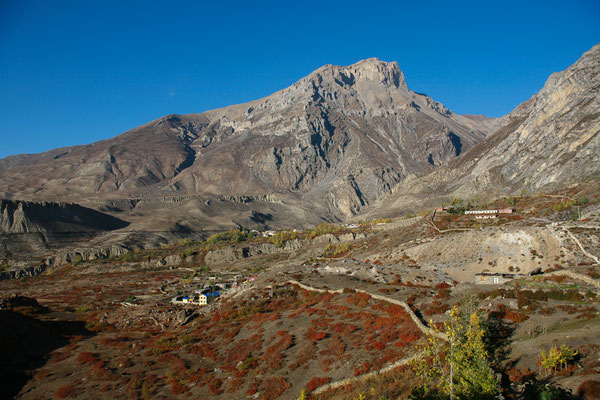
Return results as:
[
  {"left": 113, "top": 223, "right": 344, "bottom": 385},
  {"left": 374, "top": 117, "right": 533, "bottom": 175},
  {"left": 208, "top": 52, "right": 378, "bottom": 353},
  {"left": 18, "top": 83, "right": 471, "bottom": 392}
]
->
[
  {"left": 198, "top": 294, "right": 207, "bottom": 306},
  {"left": 171, "top": 295, "right": 198, "bottom": 305},
  {"left": 475, "top": 272, "right": 527, "bottom": 285},
  {"left": 465, "top": 208, "right": 514, "bottom": 216}
]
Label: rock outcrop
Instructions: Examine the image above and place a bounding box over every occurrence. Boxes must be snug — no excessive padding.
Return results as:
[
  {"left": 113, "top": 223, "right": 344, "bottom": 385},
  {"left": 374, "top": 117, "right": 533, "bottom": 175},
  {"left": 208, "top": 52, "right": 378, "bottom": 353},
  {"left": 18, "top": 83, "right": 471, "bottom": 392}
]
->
[
  {"left": 0, "top": 199, "right": 129, "bottom": 233},
  {"left": 379, "top": 44, "right": 600, "bottom": 212},
  {"left": 459, "top": 43, "right": 600, "bottom": 194}
]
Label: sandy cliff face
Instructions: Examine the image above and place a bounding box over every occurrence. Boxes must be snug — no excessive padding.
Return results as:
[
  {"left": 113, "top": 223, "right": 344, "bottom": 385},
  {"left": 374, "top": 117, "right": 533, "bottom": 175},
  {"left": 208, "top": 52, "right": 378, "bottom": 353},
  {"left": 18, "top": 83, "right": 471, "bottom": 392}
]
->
[
  {"left": 0, "top": 114, "right": 210, "bottom": 200},
  {"left": 179, "top": 58, "right": 493, "bottom": 217}
]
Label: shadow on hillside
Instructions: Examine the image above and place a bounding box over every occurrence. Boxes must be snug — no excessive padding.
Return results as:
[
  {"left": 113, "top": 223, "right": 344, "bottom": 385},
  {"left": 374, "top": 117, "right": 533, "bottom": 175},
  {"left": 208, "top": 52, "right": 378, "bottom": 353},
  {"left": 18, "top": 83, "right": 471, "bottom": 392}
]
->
[
  {"left": 0, "top": 310, "right": 94, "bottom": 399},
  {"left": 484, "top": 310, "right": 516, "bottom": 368},
  {"left": 520, "top": 376, "right": 582, "bottom": 399}
]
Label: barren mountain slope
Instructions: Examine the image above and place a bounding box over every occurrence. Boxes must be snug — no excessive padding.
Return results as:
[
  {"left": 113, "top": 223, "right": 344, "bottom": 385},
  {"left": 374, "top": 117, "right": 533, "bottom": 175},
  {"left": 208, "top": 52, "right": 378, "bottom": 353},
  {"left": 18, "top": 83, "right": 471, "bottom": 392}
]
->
[
  {"left": 0, "top": 59, "right": 493, "bottom": 218},
  {"left": 375, "top": 43, "right": 600, "bottom": 215},
  {"left": 0, "top": 114, "right": 210, "bottom": 200}
]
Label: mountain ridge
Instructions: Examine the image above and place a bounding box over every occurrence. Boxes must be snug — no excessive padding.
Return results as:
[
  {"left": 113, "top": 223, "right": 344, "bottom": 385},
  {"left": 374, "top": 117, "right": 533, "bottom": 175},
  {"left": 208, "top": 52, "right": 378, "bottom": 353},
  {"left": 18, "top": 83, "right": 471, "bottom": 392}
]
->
[
  {"left": 0, "top": 57, "right": 496, "bottom": 218},
  {"left": 2, "top": 45, "right": 599, "bottom": 227},
  {"left": 372, "top": 43, "right": 600, "bottom": 215}
]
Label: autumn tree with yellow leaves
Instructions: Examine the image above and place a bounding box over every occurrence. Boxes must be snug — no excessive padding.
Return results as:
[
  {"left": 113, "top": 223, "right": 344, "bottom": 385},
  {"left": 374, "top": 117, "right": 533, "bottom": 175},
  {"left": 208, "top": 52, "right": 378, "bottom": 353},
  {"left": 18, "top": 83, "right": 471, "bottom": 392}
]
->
[
  {"left": 411, "top": 305, "right": 499, "bottom": 400},
  {"left": 539, "top": 345, "right": 578, "bottom": 376}
]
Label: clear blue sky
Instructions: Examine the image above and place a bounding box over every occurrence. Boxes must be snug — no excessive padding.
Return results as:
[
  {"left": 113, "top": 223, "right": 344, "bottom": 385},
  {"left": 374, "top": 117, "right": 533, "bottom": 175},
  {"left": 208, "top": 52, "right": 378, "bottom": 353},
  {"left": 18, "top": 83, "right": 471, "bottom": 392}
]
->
[{"left": 1, "top": 0, "right": 599, "bottom": 159}]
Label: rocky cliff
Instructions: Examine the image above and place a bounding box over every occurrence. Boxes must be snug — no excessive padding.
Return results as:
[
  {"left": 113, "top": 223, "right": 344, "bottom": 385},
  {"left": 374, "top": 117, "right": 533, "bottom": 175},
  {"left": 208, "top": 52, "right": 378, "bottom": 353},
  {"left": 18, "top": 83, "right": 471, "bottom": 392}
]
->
[
  {"left": 378, "top": 43, "right": 600, "bottom": 213},
  {"left": 1, "top": 46, "right": 598, "bottom": 230},
  {"left": 0, "top": 59, "right": 494, "bottom": 218},
  {"left": 0, "top": 199, "right": 129, "bottom": 233}
]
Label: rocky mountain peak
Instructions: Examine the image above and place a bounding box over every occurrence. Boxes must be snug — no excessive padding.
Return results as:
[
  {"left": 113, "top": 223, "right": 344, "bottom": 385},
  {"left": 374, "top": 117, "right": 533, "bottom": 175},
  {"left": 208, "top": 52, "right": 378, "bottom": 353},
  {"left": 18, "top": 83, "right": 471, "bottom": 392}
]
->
[
  {"left": 343, "top": 57, "right": 405, "bottom": 88},
  {"left": 309, "top": 57, "right": 406, "bottom": 90},
  {"left": 0, "top": 55, "right": 506, "bottom": 217}
]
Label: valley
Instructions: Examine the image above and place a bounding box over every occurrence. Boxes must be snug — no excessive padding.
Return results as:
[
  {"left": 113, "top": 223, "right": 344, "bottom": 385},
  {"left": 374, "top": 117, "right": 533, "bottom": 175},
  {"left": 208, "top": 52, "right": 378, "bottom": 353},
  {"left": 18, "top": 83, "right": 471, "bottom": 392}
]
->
[
  {"left": 2, "top": 186, "right": 600, "bottom": 399},
  {"left": 0, "top": 41, "right": 599, "bottom": 400}
]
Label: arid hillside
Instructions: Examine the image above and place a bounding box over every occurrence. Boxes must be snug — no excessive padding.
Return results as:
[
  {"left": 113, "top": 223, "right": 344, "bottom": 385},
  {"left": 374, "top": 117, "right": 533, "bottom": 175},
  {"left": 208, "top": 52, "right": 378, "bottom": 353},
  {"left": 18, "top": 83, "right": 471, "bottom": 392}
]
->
[
  {"left": 2, "top": 183, "right": 599, "bottom": 399},
  {"left": 377, "top": 43, "right": 600, "bottom": 215}
]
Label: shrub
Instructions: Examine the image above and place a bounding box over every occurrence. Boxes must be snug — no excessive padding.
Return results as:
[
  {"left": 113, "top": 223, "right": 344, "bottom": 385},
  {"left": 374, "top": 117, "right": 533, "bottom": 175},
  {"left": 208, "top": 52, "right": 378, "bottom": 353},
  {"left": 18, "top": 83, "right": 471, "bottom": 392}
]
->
[
  {"left": 270, "top": 231, "right": 297, "bottom": 248},
  {"left": 307, "top": 377, "right": 332, "bottom": 392},
  {"left": 34, "top": 370, "right": 50, "bottom": 381},
  {"left": 422, "top": 301, "right": 450, "bottom": 316},
  {"left": 328, "top": 335, "right": 346, "bottom": 357},
  {"left": 127, "top": 374, "right": 144, "bottom": 398},
  {"left": 54, "top": 384, "right": 75, "bottom": 399},
  {"left": 310, "top": 223, "right": 343, "bottom": 238},
  {"left": 260, "top": 377, "right": 290, "bottom": 399},
  {"left": 207, "top": 230, "right": 251, "bottom": 245},
  {"left": 169, "top": 377, "right": 188, "bottom": 395},
  {"left": 354, "top": 361, "right": 370, "bottom": 376},
  {"left": 506, "top": 367, "right": 534, "bottom": 383},
  {"left": 208, "top": 377, "right": 223, "bottom": 395},
  {"left": 247, "top": 378, "right": 260, "bottom": 395},
  {"left": 324, "top": 242, "right": 352, "bottom": 257},
  {"left": 492, "top": 304, "right": 529, "bottom": 323},
  {"left": 306, "top": 327, "right": 327, "bottom": 342},
  {"left": 321, "top": 358, "right": 333, "bottom": 371},
  {"left": 434, "top": 282, "right": 452, "bottom": 289},
  {"left": 141, "top": 374, "right": 158, "bottom": 400},
  {"left": 577, "top": 380, "right": 600, "bottom": 399},
  {"left": 539, "top": 345, "right": 578, "bottom": 376},
  {"left": 290, "top": 344, "right": 316, "bottom": 370},
  {"left": 76, "top": 352, "right": 97, "bottom": 365},
  {"left": 262, "top": 332, "right": 293, "bottom": 370}
]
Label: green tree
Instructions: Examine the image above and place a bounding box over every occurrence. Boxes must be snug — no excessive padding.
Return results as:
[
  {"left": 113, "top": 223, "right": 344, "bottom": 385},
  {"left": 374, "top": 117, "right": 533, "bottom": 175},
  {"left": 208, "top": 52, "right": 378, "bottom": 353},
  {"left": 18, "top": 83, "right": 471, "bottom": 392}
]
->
[{"left": 411, "top": 305, "right": 499, "bottom": 399}]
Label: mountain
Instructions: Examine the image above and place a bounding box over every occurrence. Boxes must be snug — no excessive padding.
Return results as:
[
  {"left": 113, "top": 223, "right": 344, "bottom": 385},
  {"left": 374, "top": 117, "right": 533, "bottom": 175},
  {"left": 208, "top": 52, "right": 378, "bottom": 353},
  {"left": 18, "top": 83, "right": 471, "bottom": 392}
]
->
[
  {"left": 1, "top": 45, "right": 599, "bottom": 236},
  {"left": 376, "top": 43, "right": 600, "bottom": 213},
  {"left": 0, "top": 58, "right": 495, "bottom": 218}
]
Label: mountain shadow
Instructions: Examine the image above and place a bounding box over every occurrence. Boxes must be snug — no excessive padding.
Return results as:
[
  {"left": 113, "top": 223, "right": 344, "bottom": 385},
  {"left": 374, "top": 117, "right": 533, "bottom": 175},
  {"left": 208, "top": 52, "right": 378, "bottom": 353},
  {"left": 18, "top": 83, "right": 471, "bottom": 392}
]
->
[{"left": 0, "top": 305, "right": 94, "bottom": 399}]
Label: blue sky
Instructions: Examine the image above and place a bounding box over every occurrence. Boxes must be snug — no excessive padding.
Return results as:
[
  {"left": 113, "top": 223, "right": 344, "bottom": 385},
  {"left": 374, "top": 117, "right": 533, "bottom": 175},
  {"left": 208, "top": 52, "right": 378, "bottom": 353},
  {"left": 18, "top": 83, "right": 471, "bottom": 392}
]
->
[{"left": 0, "top": 0, "right": 599, "bottom": 159}]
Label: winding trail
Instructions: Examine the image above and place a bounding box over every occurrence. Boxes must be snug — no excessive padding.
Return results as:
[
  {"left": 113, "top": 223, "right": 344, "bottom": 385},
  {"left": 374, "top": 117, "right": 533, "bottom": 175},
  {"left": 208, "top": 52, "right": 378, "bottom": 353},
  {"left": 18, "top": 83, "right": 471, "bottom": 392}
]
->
[
  {"left": 313, "top": 352, "right": 423, "bottom": 395},
  {"left": 563, "top": 227, "right": 600, "bottom": 264},
  {"left": 284, "top": 280, "right": 447, "bottom": 396}
]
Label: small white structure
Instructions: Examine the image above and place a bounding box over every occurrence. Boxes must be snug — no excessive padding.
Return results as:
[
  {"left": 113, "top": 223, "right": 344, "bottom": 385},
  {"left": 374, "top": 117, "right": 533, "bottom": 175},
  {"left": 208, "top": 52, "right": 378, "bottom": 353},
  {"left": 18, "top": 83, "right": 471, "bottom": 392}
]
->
[
  {"left": 465, "top": 209, "right": 499, "bottom": 215},
  {"left": 475, "top": 272, "right": 526, "bottom": 285},
  {"left": 171, "top": 294, "right": 208, "bottom": 306},
  {"left": 498, "top": 208, "right": 513, "bottom": 214},
  {"left": 465, "top": 208, "right": 514, "bottom": 215},
  {"left": 475, "top": 215, "right": 497, "bottom": 219}
]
